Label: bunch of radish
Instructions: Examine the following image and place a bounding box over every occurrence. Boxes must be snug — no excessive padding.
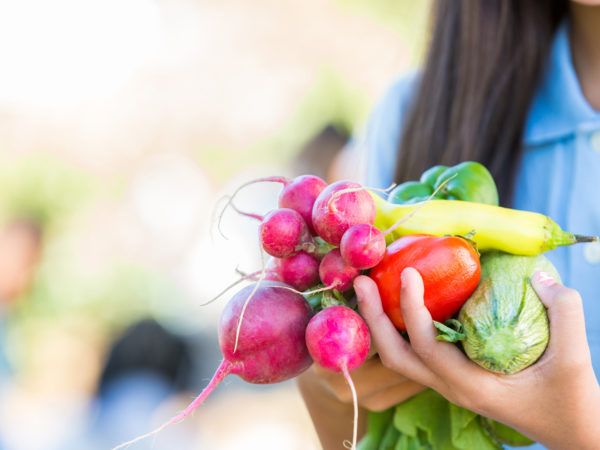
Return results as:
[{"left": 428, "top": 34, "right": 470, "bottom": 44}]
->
[
  {"left": 115, "top": 175, "right": 386, "bottom": 450},
  {"left": 228, "top": 175, "right": 387, "bottom": 292}
]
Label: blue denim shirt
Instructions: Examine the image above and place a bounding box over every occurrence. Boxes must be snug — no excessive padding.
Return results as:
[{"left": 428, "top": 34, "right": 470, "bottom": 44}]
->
[{"left": 363, "top": 22, "right": 600, "bottom": 449}]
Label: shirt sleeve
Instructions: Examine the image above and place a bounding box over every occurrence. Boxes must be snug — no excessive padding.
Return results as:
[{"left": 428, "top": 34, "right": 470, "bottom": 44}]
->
[{"left": 356, "top": 71, "right": 420, "bottom": 189}]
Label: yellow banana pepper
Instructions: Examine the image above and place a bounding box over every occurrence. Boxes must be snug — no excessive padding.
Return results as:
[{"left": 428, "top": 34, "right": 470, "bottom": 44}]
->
[{"left": 371, "top": 192, "right": 597, "bottom": 255}]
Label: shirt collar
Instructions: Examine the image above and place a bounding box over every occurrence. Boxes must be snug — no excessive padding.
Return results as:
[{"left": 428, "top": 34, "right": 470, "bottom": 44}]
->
[{"left": 524, "top": 22, "right": 600, "bottom": 146}]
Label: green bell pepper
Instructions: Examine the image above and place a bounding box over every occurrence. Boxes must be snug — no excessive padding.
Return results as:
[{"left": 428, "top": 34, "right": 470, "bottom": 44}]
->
[{"left": 388, "top": 161, "right": 499, "bottom": 206}]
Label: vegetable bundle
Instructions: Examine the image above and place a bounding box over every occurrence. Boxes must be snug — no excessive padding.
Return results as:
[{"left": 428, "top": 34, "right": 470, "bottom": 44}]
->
[{"left": 116, "top": 163, "right": 598, "bottom": 450}]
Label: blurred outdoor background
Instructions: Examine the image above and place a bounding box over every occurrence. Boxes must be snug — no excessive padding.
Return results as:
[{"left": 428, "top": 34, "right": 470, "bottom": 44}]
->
[{"left": 0, "top": 0, "right": 429, "bottom": 448}]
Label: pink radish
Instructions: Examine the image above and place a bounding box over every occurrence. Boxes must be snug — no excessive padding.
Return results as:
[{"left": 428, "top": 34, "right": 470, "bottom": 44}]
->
[
  {"left": 114, "top": 281, "right": 313, "bottom": 449},
  {"left": 312, "top": 180, "right": 376, "bottom": 246},
  {"left": 340, "top": 224, "right": 386, "bottom": 270},
  {"left": 259, "top": 208, "right": 315, "bottom": 258},
  {"left": 269, "top": 252, "right": 320, "bottom": 291},
  {"left": 305, "top": 305, "right": 371, "bottom": 450},
  {"left": 224, "top": 174, "right": 327, "bottom": 235},
  {"left": 319, "top": 248, "right": 360, "bottom": 291},
  {"left": 228, "top": 205, "right": 316, "bottom": 259},
  {"left": 236, "top": 255, "right": 321, "bottom": 293},
  {"left": 278, "top": 174, "right": 328, "bottom": 234}
]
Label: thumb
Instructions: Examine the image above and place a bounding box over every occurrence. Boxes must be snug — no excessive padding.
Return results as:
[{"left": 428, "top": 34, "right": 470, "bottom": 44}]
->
[{"left": 530, "top": 270, "right": 589, "bottom": 359}]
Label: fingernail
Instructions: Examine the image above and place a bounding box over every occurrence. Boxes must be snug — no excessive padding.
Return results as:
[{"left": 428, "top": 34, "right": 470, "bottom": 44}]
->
[
  {"left": 353, "top": 278, "right": 364, "bottom": 299},
  {"left": 400, "top": 267, "right": 410, "bottom": 283},
  {"left": 533, "top": 270, "right": 555, "bottom": 287}
]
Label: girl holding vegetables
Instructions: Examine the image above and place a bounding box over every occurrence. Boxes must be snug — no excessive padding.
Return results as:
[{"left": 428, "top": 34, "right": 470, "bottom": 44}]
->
[{"left": 298, "top": 1, "right": 600, "bottom": 448}]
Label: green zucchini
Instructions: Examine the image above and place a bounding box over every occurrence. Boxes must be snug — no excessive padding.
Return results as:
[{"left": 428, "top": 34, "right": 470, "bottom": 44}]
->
[{"left": 436, "top": 251, "right": 559, "bottom": 374}]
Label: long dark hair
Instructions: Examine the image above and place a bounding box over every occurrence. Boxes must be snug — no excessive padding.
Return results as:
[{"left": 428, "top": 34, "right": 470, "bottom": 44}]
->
[{"left": 395, "top": 0, "right": 568, "bottom": 205}]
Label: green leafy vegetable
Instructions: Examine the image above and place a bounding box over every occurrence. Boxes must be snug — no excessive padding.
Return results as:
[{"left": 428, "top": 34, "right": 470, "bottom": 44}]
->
[
  {"left": 433, "top": 319, "right": 466, "bottom": 342},
  {"left": 481, "top": 418, "right": 535, "bottom": 447},
  {"left": 359, "top": 390, "right": 534, "bottom": 450},
  {"left": 357, "top": 408, "right": 395, "bottom": 450}
]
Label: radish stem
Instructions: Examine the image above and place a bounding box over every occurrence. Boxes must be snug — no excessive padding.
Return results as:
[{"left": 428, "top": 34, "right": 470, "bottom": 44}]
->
[
  {"left": 199, "top": 270, "right": 263, "bottom": 307},
  {"left": 326, "top": 183, "right": 397, "bottom": 213}
]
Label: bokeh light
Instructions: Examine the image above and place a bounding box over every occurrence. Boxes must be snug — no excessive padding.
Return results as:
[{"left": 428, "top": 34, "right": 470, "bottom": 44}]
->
[{"left": 0, "top": 0, "right": 429, "bottom": 448}]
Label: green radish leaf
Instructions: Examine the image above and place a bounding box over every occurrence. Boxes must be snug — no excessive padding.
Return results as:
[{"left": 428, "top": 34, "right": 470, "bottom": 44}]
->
[
  {"left": 313, "top": 236, "right": 336, "bottom": 258},
  {"left": 303, "top": 285, "right": 326, "bottom": 313},
  {"left": 434, "top": 319, "right": 466, "bottom": 342},
  {"left": 321, "top": 289, "right": 349, "bottom": 308},
  {"left": 332, "top": 289, "right": 351, "bottom": 306}
]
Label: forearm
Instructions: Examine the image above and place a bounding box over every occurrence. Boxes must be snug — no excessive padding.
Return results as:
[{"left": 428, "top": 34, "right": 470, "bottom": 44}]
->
[{"left": 296, "top": 369, "right": 367, "bottom": 449}]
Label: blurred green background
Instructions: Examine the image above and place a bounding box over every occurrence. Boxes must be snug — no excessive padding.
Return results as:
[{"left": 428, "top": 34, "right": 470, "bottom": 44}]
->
[{"left": 0, "top": 0, "right": 429, "bottom": 448}]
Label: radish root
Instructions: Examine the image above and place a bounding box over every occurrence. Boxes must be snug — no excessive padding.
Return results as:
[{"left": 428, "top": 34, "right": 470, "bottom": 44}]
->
[
  {"left": 112, "top": 359, "right": 233, "bottom": 450},
  {"left": 216, "top": 194, "right": 233, "bottom": 239},
  {"left": 229, "top": 201, "right": 264, "bottom": 221},
  {"left": 267, "top": 284, "right": 334, "bottom": 297},
  {"left": 199, "top": 270, "right": 263, "bottom": 307},
  {"left": 233, "top": 249, "right": 267, "bottom": 353},
  {"left": 327, "top": 183, "right": 397, "bottom": 212},
  {"left": 218, "top": 176, "right": 290, "bottom": 238},
  {"left": 342, "top": 364, "right": 358, "bottom": 450},
  {"left": 210, "top": 194, "right": 234, "bottom": 241}
]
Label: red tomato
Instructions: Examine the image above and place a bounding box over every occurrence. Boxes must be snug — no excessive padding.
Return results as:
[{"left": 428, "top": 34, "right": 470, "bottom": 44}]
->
[{"left": 369, "top": 234, "right": 481, "bottom": 331}]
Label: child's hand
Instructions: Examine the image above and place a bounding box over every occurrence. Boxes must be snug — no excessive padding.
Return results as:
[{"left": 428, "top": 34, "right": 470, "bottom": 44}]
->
[
  {"left": 304, "top": 353, "right": 426, "bottom": 412},
  {"left": 354, "top": 269, "right": 600, "bottom": 450}
]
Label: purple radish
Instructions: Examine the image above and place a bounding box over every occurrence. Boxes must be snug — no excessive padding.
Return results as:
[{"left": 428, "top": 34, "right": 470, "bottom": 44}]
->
[
  {"left": 319, "top": 248, "right": 360, "bottom": 291},
  {"left": 260, "top": 208, "right": 315, "bottom": 258},
  {"left": 340, "top": 224, "right": 386, "bottom": 270},
  {"left": 312, "top": 180, "right": 376, "bottom": 246},
  {"left": 305, "top": 305, "right": 371, "bottom": 450},
  {"left": 278, "top": 174, "right": 328, "bottom": 234},
  {"left": 269, "top": 251, "right": 320, "bottom": 291},
  {"left": 114, "top": 281, "right": 313, "bottom": 449},
  {"left": 219, "top": 281, "right": 313, "bottom": 381}
]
